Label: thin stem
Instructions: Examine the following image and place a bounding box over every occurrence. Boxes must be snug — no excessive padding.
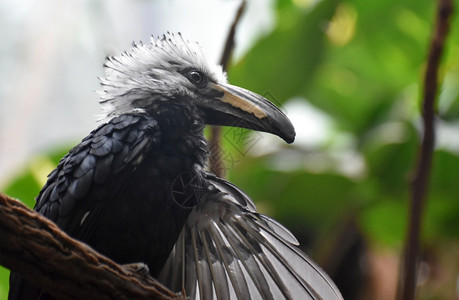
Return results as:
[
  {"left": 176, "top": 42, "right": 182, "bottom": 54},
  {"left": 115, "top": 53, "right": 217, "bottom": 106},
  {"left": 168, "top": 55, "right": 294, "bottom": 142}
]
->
[
  {"left": 209, "top": 0, "right": 246, "bottom": 177},
  {"left": 398, "top": 1, "right": 453, "bottom": 299}
]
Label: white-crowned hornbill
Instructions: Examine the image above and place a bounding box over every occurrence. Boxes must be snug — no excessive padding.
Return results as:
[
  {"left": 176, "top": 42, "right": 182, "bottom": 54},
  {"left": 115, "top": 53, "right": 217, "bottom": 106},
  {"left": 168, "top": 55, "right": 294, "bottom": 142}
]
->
[{"left": 9, "top": 33, "right": 343, "bottom": 300}]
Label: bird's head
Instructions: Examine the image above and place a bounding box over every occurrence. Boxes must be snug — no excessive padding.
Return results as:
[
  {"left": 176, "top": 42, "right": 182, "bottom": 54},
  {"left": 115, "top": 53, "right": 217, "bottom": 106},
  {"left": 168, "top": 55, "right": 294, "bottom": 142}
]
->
[{"left": 99, "top": 33, "right": 295, "bottom": 143}]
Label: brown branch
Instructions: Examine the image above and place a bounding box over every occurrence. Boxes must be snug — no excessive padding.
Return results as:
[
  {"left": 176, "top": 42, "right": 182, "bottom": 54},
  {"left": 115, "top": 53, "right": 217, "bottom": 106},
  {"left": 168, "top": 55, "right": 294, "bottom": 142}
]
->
[
  {"left": 0, "top": 193, "right": 182, "bottom": 300},
  {"left": 398, "top": 1, "right": 454, "bottom": 299},
  {"left": 208, "top": 0, "right": 246, "bottom": 177}
]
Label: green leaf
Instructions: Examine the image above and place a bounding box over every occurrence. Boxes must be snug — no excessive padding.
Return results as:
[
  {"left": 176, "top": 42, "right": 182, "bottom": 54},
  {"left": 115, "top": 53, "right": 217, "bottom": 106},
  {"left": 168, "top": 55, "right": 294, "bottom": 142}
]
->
[
  {"left": 229, "top": 159, "right": 356, "bottom": 227},
  {"left": 360, "top": 199, "right": 407, "bottom": 247},
  {"left": 229, "top": 0, "right": 338, "bottom": 103},
  {"left": 0, "top": 266, "right": 9, "bottom": 300},
  {"left": 431, "top": 150, "right": 459, "bottom": 192},
  {"left": 423, "top": 150, "right": 459, "bottom": 239},
  {"left": 424, "top": 195, "right": 459, "bottom": 240},
  {"left": 2, "top": 148, "right": 69, "bottom": 208},
  {"left": 305, "top": 1, "right": 435, "bottom": 134},
  {"left": 3, "top": 170, "right": 42, "bottom": 209},
  {"left": 362, "top": 121, "right": 418, "bottom": 192}
]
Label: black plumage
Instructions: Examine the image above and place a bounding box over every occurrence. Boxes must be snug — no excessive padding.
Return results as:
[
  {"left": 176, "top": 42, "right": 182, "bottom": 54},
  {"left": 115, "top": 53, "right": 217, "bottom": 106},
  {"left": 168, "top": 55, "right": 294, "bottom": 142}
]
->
[{"left": 9, "top": 33, "right": 342, "bottom": 300}]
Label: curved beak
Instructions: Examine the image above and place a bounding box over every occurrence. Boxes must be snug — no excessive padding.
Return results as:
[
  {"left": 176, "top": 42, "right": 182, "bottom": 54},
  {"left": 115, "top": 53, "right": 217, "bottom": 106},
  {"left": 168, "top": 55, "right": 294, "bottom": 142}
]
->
[{"left": 200, "top": 83, "right": 295, "bottom": 144}]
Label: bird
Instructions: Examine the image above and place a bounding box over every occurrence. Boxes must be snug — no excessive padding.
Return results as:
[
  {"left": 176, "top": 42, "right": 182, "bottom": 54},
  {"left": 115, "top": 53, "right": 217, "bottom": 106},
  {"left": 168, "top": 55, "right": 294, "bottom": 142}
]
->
[{"left": 9, "top": 33, "right": 343, "bottom": 300}]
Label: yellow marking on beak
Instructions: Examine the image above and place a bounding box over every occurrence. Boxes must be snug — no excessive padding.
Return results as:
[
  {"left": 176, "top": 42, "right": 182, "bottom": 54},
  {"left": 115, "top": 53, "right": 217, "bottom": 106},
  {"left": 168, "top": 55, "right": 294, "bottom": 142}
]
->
[{"left": 214, "top": 85, "right": 267, "bottom": 119}]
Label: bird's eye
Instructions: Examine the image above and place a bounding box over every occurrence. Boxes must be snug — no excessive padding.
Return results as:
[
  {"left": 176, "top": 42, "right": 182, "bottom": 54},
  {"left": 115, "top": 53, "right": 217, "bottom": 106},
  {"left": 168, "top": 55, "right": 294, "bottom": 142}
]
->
[{"left": 188, "top": 70, "right": 205, "bottom": 85}]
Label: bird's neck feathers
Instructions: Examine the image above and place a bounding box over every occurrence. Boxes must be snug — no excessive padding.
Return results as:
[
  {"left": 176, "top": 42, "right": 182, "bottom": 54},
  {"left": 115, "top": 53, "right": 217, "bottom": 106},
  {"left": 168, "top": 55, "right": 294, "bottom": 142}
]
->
[{"left": 150, "top": 104, "right": 209, "bottom": 171}]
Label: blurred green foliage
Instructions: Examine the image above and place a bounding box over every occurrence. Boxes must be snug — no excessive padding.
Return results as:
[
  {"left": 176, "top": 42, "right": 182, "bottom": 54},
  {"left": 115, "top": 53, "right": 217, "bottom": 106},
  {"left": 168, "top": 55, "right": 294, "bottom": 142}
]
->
[
  {"left": 228, "top": 0, "right": 459, "bottom": 245},
  {"left": 2, "top": 0, "right": 459, "bottom": 298},
  {"left": 227, "top": 0, "right": 459, "bottom": 297}
]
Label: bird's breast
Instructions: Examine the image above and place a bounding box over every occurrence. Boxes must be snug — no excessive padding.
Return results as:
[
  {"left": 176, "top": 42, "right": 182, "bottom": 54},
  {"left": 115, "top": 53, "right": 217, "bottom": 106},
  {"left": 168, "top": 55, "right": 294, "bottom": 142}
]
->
[{"left": 85, "top": 131, "right": 208, "bottom": 276}]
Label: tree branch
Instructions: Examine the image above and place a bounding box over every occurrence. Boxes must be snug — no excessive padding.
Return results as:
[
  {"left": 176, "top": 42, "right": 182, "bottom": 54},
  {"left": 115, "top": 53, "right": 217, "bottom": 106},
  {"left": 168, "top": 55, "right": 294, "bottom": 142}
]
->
[
  {"left": 0, "top": 193, "right": 181, "bottom": 300},
  {"left": 398, "top": 1, "right": 454, "bottom": 299},
  {"left": 209, "top": 0, "right": 246, "bottom": 177}
]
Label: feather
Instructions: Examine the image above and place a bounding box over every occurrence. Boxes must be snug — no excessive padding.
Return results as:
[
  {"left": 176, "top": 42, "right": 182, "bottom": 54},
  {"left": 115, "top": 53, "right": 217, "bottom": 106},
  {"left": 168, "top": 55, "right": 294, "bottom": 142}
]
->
[
  {"left": 73, "top": 155, "right": 96, "bottom": 178},
  {"left": 93, "top": 154, "right": 114, "bottom": 184},
  {"left": 68, "top": 168, "right": 94, "bottom": 199},
  {"left": 94, "top": 122, "right": 114, "bottom": 137},
  {"left": 90, "top": 138, "right": 112, "bottom": 156},
  {"left": 159, "top": 175, "right": 343, "bottom": 300}
]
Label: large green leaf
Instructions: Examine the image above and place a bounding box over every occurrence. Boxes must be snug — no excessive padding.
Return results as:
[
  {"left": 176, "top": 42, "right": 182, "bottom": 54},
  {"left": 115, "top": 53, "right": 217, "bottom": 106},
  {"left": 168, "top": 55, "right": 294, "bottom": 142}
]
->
[
  {"left": 229, "top": 0, "right": 339, "bottom": 104},
  {"left": 2, "top": 148, "right": 69, "bottom": 209},
  {"left": 3, "top": 170, "right": 42, "bottom": 209},
  {"left": 229, "top": 158, "right": 356, "bottom": 227},
  {"left": 424, "top": 150, "right": 459, "bottom": 239},
  {"left": 360, "top": 199, "right": 407, "bottom": 247},
  {"left": 0, "top": 266, "right": 9, "bottom": 300},
  {"left": 305, "top": 0, "right": 435, "bottom": 134},
  {"left": 362, "top": 121, "right": 418, "bottom": 192}
]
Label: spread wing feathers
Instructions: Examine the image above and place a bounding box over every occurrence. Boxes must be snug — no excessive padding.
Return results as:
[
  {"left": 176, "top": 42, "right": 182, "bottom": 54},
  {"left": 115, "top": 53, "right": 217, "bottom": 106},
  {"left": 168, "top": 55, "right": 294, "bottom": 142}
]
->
[
  {"left": 34, "top": 113, "right": 160, "bottom": 229},
  {"left": 159, "top": 175, "right": 343, "bottom": 300}
]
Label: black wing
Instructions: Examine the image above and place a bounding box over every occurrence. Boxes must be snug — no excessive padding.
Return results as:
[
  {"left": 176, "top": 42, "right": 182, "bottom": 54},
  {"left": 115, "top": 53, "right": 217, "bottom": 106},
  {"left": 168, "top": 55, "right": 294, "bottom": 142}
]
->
[
  {"left": 158, "top": 173, "right": 343, "bottom": 300},
  {"left": 9, "top": 113, "right": 160, "bottom": 300},
  {"left": 35, "top": 113, "right": 160, "bottom": 233}
]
